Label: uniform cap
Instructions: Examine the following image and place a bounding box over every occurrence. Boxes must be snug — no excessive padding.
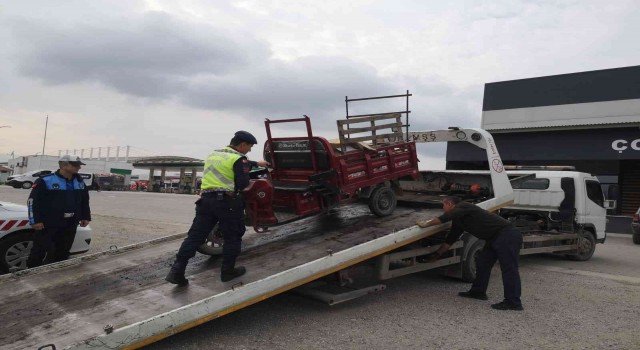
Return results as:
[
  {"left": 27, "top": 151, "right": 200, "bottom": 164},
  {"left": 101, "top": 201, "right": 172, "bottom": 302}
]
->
[
  {"left": 235, "top": 130, "right": 258, "bottom": 145},
  {"left": 59, "top": 154, "right": 86, "bottom": 165}
]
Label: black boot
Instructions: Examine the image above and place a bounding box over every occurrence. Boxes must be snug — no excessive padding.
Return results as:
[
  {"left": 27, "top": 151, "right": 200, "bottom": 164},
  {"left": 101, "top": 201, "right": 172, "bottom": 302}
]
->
[
  {"left": 165, "top": 261, "right": 189, "bottom": 287},
  {"left": 491, "top": 301, "right": 523, "bottom": 311},
  {"left": 458, "top": 290, "right": 488, "bottom": 300},
  {"left": 221, "top": 266, "right": 246, "bottom": 282}
]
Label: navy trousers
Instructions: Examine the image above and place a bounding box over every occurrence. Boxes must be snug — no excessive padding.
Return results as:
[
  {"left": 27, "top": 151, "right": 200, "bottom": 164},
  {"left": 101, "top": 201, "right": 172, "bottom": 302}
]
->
[
  {"left": 470, "top": 227, "right": 523, "bottom": 306},
  {"left": 176, "top": 194, "right": 246, "bottom": 268},
  {"left": 27, "top": 218, "right": 78, "bottom": 268}
]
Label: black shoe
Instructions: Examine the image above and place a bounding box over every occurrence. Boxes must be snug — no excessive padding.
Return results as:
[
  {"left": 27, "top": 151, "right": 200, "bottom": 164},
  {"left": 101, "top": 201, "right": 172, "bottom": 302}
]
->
[
  {"left": 458, "top": 291, "right": 488, "bottom": 300},
  {"left": 166, "top": 260, "right": 188, "bottom": 286},
  {"left": 221, "top": 266, "right": 246, "bottom": 282},
  {"left": 165, "top": 271, "right": 189, "bottom": 286},
  {"left": 491, "top": 301, "right": 523, "bottom": 311}
]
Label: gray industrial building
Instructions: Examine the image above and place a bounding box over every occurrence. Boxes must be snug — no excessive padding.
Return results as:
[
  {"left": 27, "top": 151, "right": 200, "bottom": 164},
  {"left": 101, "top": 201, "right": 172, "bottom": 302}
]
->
[{"left": 447, "top": 65, "right": 640, "bottom": 216}]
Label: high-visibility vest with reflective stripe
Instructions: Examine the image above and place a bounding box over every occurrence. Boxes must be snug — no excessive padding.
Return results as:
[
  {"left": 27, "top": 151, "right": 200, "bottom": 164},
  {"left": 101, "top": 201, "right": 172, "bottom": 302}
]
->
[{"left": 201, "top": 147, "right": 245, "bottom": 191}]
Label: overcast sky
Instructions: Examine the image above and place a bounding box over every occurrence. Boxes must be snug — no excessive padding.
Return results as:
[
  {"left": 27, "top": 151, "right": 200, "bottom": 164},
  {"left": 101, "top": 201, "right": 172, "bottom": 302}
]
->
[{"left": 1, "top": 0, "right": 639, "bottom": 168}]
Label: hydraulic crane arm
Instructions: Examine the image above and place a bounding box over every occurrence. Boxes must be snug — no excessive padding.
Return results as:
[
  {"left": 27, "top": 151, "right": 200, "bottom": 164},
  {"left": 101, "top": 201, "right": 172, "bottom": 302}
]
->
[{"left": 407, "top": 128, "right": 514, "bottom": 210}]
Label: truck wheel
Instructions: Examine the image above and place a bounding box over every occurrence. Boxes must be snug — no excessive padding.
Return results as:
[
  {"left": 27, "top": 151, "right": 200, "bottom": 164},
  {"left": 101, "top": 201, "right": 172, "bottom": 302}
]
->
[
  {"left": 21, "top": 181, "right": 33, "bottom": 189},
  {"left": 565, "top": 229, "right": 596, "bottom": 261},
  {"left": 0, "top": 231, "right": 34, "bottom": 273},
  {"left": 197, "top": 224, "right": 223, "bottom": 256},
  {"left": 368, "top": 186, "right": 397, "bottom": 217},
  {"left": 462, "top": 240, "right": 484, "bottom": 282},
  {"left": 632, "top": 233, "right": 640, "bottom": 245}
]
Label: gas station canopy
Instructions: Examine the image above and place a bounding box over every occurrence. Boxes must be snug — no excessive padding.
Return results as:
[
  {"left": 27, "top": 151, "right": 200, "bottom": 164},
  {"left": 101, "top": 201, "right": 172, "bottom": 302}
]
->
[
  {"left": 131, "top": 156, "right": 204, "bottom": 171},
  {"left": 131, "top": 156, "right": 204, "bottom": 193}
]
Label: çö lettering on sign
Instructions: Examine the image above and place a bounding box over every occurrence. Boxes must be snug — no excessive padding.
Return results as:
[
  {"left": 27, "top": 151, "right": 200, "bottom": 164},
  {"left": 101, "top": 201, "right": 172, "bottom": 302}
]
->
[{"left": 611, "top": 139, "right": 640, "bottom": 153}]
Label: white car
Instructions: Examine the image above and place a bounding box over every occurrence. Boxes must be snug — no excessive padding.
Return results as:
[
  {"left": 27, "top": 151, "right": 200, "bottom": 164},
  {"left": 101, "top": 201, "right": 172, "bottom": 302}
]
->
[
  {"left": 6, "top": 170, "right": 95, "bottom": 190},
  {"left": 6, "top": 169, "right": 54, "bottom": 189},
  {"left": 0, "top": 201, "right": 92, "bottom": 272}
]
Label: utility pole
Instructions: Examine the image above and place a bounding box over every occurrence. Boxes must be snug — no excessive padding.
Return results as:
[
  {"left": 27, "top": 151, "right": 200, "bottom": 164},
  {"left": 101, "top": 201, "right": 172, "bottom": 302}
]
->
[{"left": 42, "top": 116, "right": 49, "bottom": 156}]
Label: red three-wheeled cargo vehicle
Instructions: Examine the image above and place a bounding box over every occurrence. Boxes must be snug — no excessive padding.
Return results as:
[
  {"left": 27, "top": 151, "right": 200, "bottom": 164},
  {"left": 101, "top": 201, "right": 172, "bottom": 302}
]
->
[{"left": 243, "top": 113, "right": 419, "bottom": 231}]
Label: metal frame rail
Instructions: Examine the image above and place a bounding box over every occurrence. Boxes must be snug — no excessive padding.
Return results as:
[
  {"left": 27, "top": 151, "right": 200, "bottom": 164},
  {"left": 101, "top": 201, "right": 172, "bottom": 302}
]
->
[
  {"left": 345, "top": 91, "right": 412, "bottom": 142},
  {"left": 265, "top": 116, "right": 318, "bottom": 172},
  {"left": 374, "top": 232, "right": 581, "bottom": 280}
]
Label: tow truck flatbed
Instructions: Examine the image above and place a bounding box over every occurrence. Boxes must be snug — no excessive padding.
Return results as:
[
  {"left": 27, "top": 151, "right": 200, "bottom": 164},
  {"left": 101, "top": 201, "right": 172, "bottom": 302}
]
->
[{"left": 0, "top": 205, "right": 445, "bottom": 350}]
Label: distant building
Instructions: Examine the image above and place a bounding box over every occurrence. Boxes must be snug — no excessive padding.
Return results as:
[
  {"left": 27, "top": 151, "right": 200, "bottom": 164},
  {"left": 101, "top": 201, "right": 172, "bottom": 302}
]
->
[{"left": 446, "top": 65, "right": 640, "bottom": 215}]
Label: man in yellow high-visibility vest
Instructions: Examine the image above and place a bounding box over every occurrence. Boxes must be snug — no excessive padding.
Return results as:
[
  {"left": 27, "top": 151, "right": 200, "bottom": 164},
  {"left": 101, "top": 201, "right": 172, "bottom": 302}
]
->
[{"left": 166, "top": 131, "right": 269, "bottom": 285}]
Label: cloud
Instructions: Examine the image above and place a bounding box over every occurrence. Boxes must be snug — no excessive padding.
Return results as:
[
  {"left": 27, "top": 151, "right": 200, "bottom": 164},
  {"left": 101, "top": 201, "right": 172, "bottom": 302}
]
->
[
  {"left": 4, "top": 0, "right": 636, "bottom": 163},
  {"left": 6, "top": 8, "right": 466, "bottom": 125},
  {"left": 183, "top": 55, "right": 396, "bottom": 113},
  {"left": 10, "top": 12, "right": 266, "bottom": 97}
]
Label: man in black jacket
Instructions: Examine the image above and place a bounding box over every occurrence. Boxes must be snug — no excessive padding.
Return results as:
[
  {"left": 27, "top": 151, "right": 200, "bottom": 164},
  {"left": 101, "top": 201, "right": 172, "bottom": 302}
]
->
[
  {"left": 27, "top": 155, "right": 92, "bottom": 268},
  {"left": 417, "top": 196, "right": 523, "bottom": 311}
]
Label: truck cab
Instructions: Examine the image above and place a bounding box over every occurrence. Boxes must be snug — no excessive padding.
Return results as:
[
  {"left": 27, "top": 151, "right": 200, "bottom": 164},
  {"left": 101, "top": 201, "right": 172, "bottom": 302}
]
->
[{"left": 503, "top": 170, "right": 614, "bottom": 244}]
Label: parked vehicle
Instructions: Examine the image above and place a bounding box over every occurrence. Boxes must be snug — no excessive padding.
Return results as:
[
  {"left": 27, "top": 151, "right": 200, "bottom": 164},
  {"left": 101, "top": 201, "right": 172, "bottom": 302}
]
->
[
  {"left": 93, "top": 173, "right": 126, "bottom": 191},
  {"left": 0, "top": 201, "right": 92, "bottom": 273},
  {"left": 632, "top": 207, "right": 640, "bottom": 245},
  {"left": 6, "top": 170, "right": 94, "bottom": 189},
  {"left": 130, "top": 180, "right": 149, "bottom": 191},
  {"left": 6, "top": 169, "right": 53, "bottom": 189}
]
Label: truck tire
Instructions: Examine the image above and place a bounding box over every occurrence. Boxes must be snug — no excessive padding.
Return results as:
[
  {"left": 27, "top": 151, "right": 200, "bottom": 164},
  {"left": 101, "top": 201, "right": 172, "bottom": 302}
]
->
[
  {"left": 565, "top": 229, "right": 596, "bottom": 261},
  {"left": 462, "top": 240, "right": 484, "bottom": 282},
  {"left": 368, "top": 186, "right": 397, "bottom": 217},
  {"left": 197, "top": 223, "right": 223, "bottom": 256},
  {"left": 632, "top": 233, "right": 640, "bottom": 245},
  {"left": 0, "top": 231, "right": 34, "bottom": 273},
  {"left": 21, "top": 181, "right": 33, "bottom": 189}
]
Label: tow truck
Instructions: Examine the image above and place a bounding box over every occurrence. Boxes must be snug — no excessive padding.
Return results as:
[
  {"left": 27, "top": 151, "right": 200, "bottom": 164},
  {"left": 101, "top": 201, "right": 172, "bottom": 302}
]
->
[
  {"left": 0, "top": 128, "right": 511, "bottom": 349},
  {"left": 0, "top": 93, "right": 597, "bottom": 350}
]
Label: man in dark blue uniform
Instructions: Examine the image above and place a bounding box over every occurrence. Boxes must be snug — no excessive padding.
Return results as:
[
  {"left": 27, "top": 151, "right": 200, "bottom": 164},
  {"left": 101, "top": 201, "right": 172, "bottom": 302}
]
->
[
  {"left": 166, "top": 131, "right": 269, "bottom": 286},
  {"left": 27, "top": 155, "right": 91, "bottom": 268},
  {"left": 417, "top": 196, "right": 523, "bottom": 311}
]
